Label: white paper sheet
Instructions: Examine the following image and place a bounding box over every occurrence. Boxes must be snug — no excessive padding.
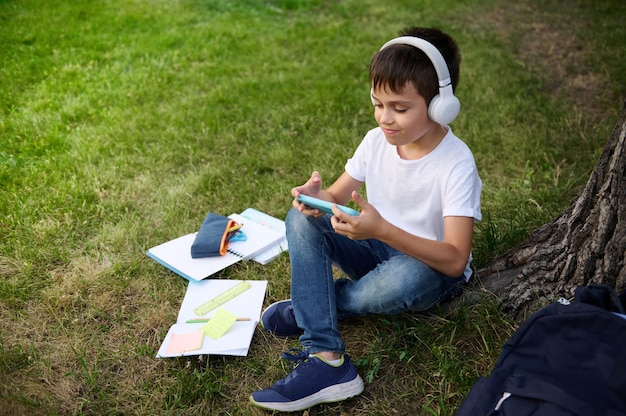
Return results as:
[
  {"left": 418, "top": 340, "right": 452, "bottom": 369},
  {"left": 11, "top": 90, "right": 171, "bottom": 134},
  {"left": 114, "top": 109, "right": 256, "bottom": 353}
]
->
[{"left": 156, "top": 279, "right": 268, "bottom": 358}]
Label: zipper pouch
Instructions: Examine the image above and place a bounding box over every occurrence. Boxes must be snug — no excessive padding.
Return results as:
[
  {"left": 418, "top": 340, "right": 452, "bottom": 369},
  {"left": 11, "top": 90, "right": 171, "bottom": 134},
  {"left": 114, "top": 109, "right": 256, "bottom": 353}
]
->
[{"left": 190, "top": 212, "right": 240, "bottom": 258}]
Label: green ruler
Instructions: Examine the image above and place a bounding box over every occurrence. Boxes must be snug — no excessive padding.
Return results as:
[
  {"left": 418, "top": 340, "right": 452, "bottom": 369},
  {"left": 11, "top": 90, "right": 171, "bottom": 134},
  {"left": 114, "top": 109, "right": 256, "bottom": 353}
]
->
[{"left": 193, "top": 281, "right": 252, "bottom": 316}]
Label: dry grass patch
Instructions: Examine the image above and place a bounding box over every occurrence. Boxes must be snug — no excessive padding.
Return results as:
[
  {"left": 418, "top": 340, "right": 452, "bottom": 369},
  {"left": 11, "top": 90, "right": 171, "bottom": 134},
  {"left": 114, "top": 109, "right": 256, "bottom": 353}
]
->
[{"left": 0, "top": 252, "right": 185, "bottom": 414}]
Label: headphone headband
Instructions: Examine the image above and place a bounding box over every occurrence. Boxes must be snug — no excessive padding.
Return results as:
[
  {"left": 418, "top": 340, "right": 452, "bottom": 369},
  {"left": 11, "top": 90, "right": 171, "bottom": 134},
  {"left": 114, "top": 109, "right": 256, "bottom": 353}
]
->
[{"left": 379, "top": 36, "right": 452, "bottom": 89}]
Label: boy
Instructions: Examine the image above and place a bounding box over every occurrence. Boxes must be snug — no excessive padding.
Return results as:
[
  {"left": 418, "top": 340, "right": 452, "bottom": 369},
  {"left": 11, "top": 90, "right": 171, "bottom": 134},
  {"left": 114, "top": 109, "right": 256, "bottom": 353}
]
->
[{"left": 250, "top": 26, "right": 482, "bottom": 412}]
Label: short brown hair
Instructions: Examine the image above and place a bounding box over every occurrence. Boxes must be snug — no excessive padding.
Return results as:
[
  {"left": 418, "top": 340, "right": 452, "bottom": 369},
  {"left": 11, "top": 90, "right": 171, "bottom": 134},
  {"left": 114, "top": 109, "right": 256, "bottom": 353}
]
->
[{"left": 369, "top": 27, "right": 461, "bottom": 105}]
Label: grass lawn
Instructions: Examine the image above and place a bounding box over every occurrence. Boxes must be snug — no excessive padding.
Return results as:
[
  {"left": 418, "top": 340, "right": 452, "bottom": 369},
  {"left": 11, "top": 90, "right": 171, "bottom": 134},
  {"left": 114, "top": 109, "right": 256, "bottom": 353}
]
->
[{"left": 1, "top": 0, "right": 624, "bottom": 414}]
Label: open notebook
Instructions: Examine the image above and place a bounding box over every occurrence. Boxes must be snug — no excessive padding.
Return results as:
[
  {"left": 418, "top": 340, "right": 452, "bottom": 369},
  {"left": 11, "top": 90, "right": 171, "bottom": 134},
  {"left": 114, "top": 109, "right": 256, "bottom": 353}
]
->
[
  {"left": 147, "top": 213, "right": 282, "bottom": 282},
  {"left": 156, "top": 279, "right": 268, "bottom": 357}
]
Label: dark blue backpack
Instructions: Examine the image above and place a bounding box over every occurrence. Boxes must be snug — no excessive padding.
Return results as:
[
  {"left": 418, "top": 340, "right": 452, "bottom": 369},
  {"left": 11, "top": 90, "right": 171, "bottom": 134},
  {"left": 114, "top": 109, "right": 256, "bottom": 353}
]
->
[{"left": 457, "top": 285, "right": 626, "bottom": 416}]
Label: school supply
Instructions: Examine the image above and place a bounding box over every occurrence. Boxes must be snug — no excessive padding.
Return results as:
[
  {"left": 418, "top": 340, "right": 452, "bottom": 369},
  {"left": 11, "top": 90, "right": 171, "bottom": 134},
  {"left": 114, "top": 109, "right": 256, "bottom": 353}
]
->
[
  {"left": 193, "top": 280, "right": 252, "bottom": 315},
  {"left": 156, "top": 279, "right": 268, "bottom": 358},
  {"left": 146, "top": 212, "right": 283, "bottom": 282},
  {"left": 186, "top": 317, "right": 250, "bottom": 324},
  {"left": 456, "top": 284, "right": 626, "bottom": 416},
  {"left": 239, "top": 208, "right": 288, "bottom": 265},
  {"left": 190, "top": 212, "right": 240, "bottom": 258}
]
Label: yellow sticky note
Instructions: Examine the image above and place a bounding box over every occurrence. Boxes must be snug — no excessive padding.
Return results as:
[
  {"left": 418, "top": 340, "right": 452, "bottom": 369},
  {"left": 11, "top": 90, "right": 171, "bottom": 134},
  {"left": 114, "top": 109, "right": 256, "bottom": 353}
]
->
[{"left": 202, "top": 308, "right": 237, "bottom": 340}]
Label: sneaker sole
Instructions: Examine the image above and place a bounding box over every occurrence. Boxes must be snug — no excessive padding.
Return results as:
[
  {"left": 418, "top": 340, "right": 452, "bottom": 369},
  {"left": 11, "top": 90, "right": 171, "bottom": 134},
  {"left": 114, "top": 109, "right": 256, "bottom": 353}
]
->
[{"left": 249, "top": 374, "right": 364, "bottom": 412}]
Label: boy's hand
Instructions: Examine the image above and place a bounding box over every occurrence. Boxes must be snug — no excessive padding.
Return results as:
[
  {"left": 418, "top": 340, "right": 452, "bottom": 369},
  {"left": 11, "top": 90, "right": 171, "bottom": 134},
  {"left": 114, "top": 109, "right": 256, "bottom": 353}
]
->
[
  {"left": 292, "top": 171, "right": 325, "bottom": 217},
  {"left": 331, "top": 191, "right": 384, "bottom": 240}
]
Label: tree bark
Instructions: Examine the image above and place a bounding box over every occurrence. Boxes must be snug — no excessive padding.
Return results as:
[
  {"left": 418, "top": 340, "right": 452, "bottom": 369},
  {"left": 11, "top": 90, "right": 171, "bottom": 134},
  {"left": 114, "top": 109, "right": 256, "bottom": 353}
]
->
[{"left": 474, "top": 101, "right": 626, "bottom": 320}]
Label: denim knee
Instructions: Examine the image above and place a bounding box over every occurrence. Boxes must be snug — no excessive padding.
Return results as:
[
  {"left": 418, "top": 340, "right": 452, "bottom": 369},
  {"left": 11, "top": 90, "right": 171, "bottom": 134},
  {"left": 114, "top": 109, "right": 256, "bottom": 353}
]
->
[
  {"left": 333, "top": 254, "right": 468, "bottom": 318},
  {"left": 285, "top": 207, "right": 305, "bottom": 236},
  {"left": 286, "top": 207, "right": 332, "bottom": 241}
]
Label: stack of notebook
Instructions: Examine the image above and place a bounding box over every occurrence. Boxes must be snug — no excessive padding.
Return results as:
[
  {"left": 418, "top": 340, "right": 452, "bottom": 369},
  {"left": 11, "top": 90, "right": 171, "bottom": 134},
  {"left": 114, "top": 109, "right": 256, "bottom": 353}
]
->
[{"left": 146, "top": 209, "right": 287, "bottom": 282}]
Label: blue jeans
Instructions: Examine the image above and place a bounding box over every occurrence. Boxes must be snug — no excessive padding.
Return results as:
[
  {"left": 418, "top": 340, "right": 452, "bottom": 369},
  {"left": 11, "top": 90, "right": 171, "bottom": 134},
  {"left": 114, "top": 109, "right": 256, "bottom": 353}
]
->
[{"left": 286, "top": 208, "right": 466, "bottom": 354}]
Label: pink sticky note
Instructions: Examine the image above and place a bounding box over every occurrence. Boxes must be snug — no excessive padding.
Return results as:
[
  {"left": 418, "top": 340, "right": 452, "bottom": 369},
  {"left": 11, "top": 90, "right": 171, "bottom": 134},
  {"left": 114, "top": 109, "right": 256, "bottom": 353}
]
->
[{"left": 166, "top": 330, "right": 204, "bottom": 355}]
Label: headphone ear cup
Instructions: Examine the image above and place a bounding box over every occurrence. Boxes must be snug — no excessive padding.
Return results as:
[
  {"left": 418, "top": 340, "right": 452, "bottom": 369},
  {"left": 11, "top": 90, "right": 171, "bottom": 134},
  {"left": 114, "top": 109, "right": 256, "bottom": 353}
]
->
[{"left": 428, "top": 86, "right": 460, "bottom": 125}]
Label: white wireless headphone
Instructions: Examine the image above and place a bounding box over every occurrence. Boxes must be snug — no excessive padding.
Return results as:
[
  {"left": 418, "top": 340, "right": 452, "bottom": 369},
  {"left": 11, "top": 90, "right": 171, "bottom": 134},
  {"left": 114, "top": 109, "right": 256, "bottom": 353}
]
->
[{"left": 373, "top": 36, "right": 460, "bottom": 125}]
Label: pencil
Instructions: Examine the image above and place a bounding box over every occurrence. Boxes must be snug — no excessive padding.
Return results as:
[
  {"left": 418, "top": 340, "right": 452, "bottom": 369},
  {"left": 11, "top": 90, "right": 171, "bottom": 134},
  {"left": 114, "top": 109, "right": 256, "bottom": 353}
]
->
[{"left": 186, "top": 317, "right": 251, "bottom": 323}]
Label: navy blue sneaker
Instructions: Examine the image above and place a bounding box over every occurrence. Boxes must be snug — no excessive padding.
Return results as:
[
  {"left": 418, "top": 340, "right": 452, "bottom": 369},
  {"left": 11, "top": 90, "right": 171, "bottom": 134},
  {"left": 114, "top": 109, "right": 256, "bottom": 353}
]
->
[
  {"left": 260, "top": 299, "right": 303, "bottom": 337},
  {"left": 250, "top": 349, "right": 364, "bottom": 411}
]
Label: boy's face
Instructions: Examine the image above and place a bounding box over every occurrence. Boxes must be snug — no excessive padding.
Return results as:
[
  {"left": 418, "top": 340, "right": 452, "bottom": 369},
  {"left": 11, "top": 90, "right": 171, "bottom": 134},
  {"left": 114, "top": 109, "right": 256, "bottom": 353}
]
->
[{"left": 371, "top": 82, "right": 437, "bottom": 148}]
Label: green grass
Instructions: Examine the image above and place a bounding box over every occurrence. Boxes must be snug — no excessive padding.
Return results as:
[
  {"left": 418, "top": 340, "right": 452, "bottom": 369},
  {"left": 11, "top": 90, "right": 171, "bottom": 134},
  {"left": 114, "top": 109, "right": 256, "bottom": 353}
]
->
[{"left": 1, "top": 0, "right": 624, "bottom": 414}]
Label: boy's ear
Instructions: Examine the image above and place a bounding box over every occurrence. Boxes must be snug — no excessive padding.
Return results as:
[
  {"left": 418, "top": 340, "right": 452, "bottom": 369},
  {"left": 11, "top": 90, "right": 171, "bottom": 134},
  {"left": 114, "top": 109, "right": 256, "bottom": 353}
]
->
[{"left": 370, "top": 89, "right": 376, "bottom": 106}]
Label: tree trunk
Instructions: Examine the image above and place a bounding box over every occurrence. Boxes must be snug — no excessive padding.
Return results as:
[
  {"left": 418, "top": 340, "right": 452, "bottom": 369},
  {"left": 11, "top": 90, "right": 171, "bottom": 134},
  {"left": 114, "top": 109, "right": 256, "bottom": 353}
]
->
[{"left": 474, "top": 101, "right": 626, "bottom": 320}]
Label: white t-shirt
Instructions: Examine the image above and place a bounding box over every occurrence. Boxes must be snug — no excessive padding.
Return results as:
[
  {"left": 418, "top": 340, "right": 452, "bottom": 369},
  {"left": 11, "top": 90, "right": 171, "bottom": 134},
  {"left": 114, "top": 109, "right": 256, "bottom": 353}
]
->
[{"left": 345, "top": 126, "right": 482, "bottom": 280}]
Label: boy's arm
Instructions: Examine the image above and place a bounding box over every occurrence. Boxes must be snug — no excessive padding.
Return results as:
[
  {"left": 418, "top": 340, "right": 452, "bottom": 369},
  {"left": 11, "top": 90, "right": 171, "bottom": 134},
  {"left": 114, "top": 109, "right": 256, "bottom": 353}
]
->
[
  {"left": 325, "top": 172, "right": 363, "bottom": 205},
  {"left": 380, "top": 216, "right": 474, "bottom": 278},
  {"left": 332, "top": 192, "right": 474, "bottom": 277}
]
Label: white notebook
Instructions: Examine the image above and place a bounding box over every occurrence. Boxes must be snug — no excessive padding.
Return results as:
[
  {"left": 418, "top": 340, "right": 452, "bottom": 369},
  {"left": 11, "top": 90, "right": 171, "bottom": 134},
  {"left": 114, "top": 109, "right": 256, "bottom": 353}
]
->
[
  {"left": 146, "top": 213, "right": 282, "bottom": 282},
  {"left": 239, "top": 208, "right": 288, "bottom": 264},
  {"left": 156, "top": 279, "right": 268, "bottom": 358}
]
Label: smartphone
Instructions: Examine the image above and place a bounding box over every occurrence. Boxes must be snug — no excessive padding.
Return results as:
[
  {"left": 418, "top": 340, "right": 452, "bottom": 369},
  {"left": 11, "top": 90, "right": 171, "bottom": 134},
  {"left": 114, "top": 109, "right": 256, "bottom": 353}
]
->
[{"left": 297, "top": 195, "right": 360, "bottom": 216}]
